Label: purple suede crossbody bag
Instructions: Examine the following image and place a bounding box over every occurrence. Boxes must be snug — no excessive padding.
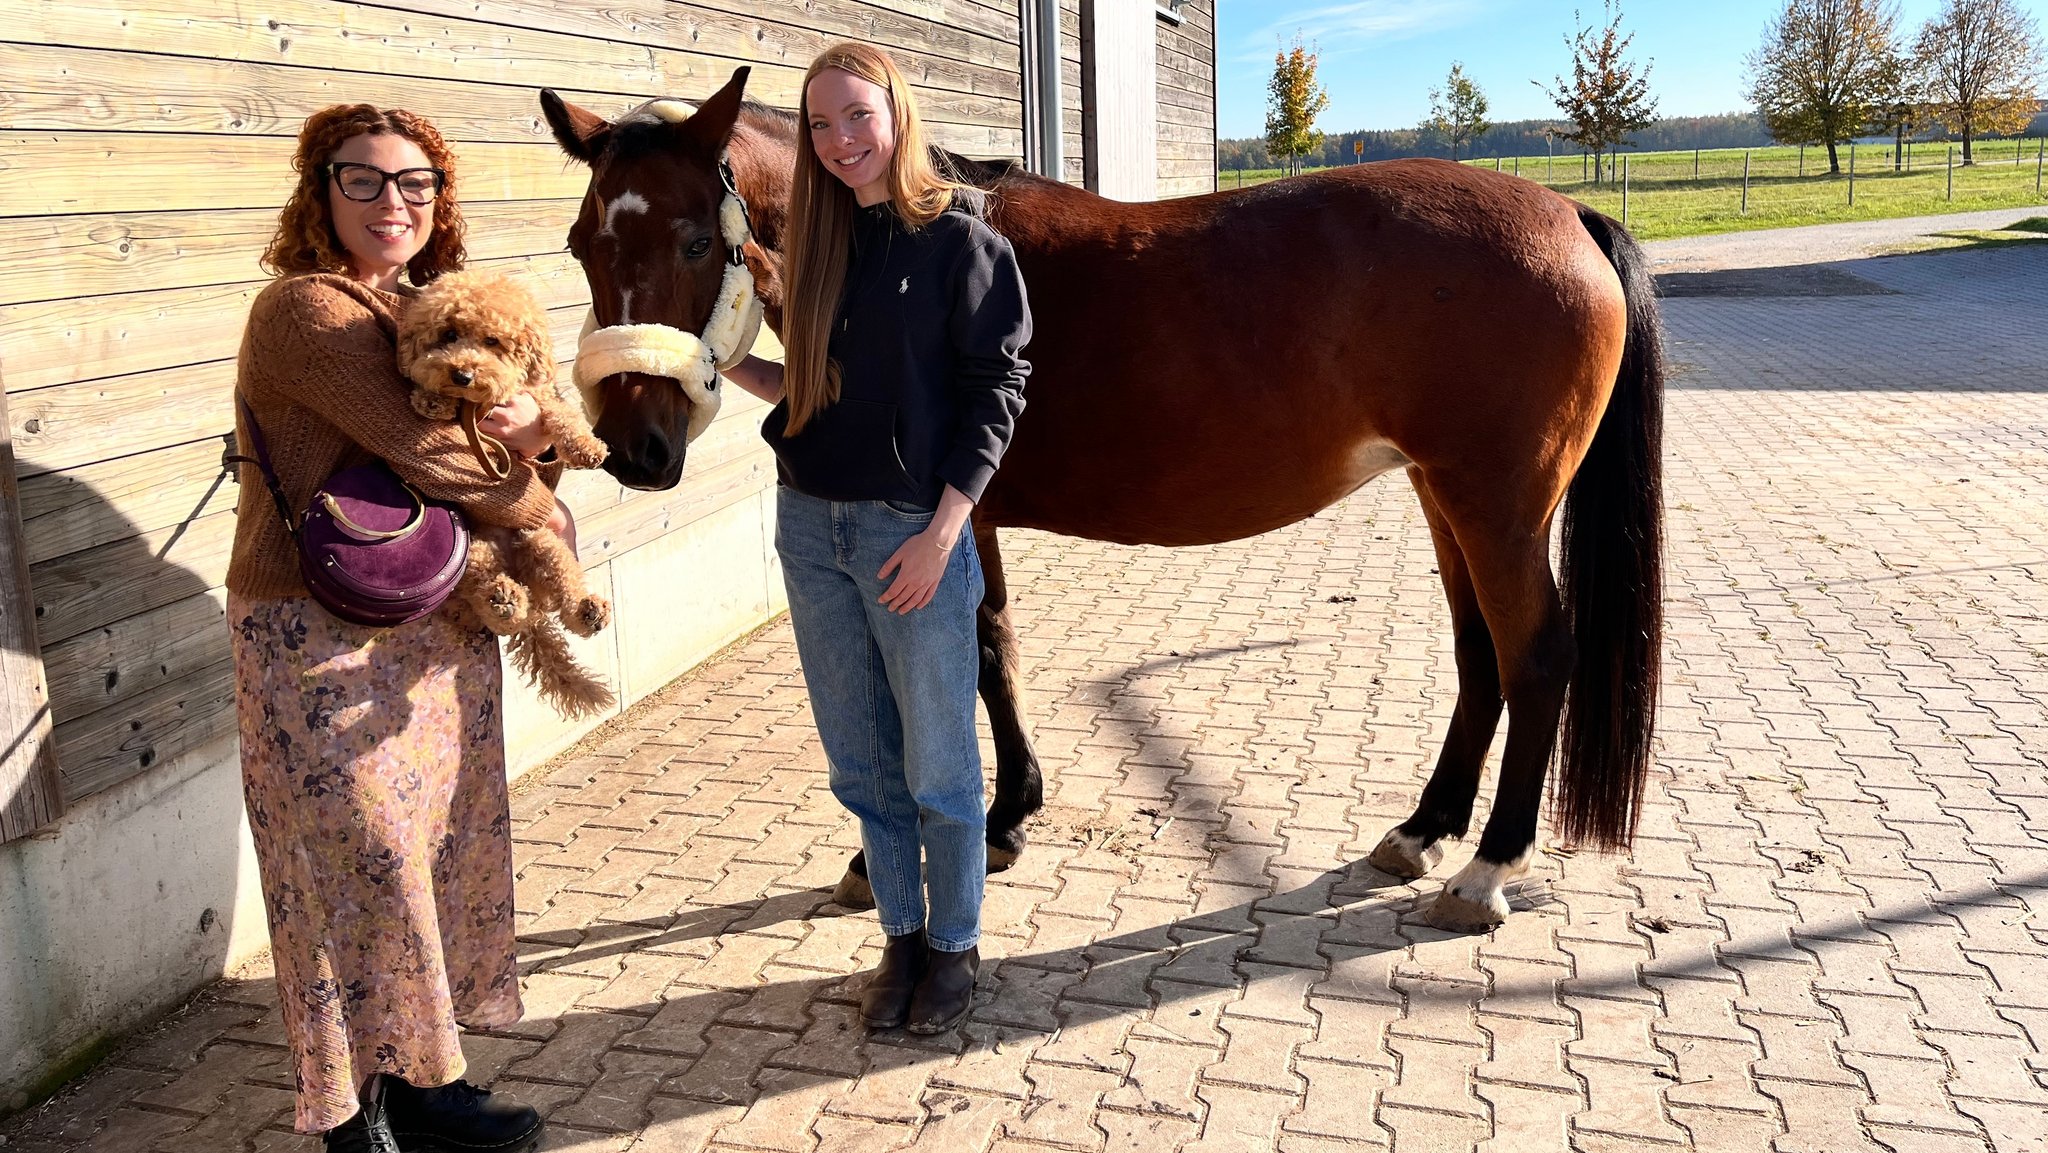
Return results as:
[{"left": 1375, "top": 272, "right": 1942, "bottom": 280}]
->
[{"left": 231, "top": 395, "right": 469, "bottom": 628}]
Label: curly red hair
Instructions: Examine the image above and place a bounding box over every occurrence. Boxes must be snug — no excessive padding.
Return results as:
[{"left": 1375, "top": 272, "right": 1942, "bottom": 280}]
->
[{"left": 262, "top": 105, "right": 467, "bottom": 282}]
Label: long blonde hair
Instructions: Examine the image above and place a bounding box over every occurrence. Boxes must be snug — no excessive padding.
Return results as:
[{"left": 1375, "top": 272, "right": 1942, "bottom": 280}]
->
[{"left": 781, "top": 42, "right": 957, "bottom": 435}]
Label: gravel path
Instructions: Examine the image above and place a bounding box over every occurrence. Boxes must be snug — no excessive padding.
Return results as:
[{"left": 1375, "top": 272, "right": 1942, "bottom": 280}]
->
[{"left": 1644, "top": 207, "right": 2046, "bottom": 272}]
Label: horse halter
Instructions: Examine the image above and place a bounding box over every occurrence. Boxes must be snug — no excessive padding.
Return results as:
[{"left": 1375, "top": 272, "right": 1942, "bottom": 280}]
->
[{"left": 571, "top": 101, "right": 767, "bottom": 445}]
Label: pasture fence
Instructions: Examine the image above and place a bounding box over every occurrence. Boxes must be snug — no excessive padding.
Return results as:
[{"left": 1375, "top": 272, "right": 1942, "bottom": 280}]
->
[{"left": 1220, "top": 137, "right": 2048, "bottom": 237}]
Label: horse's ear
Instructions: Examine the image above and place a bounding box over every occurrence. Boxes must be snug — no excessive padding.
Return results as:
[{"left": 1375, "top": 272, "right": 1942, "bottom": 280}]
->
[
  {"left": 681, "top": 66, "right": 751, "bottom": 151},
  {"left": 540, "top": 89, "right": 610, "bottom": 164}
]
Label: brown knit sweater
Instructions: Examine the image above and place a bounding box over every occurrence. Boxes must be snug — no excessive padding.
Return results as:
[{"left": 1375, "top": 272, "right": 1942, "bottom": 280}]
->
[{"left": 227, "top": 273, "right": 562, "bottom": 599}]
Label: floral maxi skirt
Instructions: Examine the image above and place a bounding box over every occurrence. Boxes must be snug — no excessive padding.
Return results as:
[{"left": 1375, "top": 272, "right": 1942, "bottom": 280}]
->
[{"left": 229, "top": 594, "right": 524, "bottom": 1133}]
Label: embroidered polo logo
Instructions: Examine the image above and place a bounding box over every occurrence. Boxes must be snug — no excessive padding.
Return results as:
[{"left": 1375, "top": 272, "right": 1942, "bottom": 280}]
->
[{"left": 898, "top": 278, "right": 910, "bottom": 294}]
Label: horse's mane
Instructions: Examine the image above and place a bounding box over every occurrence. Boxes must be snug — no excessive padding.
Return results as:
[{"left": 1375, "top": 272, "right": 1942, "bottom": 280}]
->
[{"left": 935, "top": 150, "right": 1023, "bottom": 189}]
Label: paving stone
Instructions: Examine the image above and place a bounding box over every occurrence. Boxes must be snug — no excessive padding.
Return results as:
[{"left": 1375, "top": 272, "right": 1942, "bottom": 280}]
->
[
  {"left": 1186, "top": 1085, "right": 1306, "bottom": 1153},
  {"left": 24, "top": 233, "right": 2048, "bottom": 1153}
]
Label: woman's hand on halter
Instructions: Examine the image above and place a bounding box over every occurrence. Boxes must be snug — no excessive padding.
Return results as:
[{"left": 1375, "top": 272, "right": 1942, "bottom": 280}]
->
[
  {"left": 476, "top": 392, "right": 554, "bottom": 459},
  {"left": 877, "top": 485, "right": 973, "bottom": 614}
]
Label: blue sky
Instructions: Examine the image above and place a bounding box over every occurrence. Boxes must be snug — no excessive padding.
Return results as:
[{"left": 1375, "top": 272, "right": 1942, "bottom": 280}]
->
[{"left": 1214, "top": 0, "right": 2048, "bottom": 138}]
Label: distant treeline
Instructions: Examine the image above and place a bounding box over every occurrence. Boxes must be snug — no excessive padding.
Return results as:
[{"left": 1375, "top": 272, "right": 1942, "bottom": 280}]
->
[{"left": 1219, "top": 109, "right": 2048, "bottom": 170}]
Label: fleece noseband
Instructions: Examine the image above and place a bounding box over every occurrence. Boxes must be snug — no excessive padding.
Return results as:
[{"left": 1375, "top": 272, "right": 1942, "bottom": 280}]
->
[{"left": 571, "top": 100, "right": 766, "bottom": 444}]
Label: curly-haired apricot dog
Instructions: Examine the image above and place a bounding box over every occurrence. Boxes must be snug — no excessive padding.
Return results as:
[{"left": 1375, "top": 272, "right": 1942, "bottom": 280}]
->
[{"left": 398, "top": 269, "right": 616, "bottom": 718}]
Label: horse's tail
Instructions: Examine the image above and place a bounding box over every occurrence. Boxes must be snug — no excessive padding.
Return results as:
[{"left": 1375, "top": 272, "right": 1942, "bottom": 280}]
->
[{"left": 1554, "top": 205, "right": 1666, "bottom": 851}]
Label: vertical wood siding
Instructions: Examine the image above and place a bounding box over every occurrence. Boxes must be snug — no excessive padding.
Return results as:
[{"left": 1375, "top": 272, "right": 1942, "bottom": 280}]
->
[
  {"left": 0, "top": 0, "right": 1032, "bottom": 805},
  {"left": 1155, "top": 2, "right": 1217, "bottom": 198}
]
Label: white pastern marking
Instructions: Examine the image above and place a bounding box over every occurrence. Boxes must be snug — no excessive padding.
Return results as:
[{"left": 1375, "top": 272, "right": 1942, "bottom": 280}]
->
[{"left": 1442, "top": 851, "right": 1532, "bottom": 903}]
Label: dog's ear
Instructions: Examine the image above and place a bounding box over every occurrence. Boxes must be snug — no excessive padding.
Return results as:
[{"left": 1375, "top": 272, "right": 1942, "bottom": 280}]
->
[
  {"left": 395, "top": 302, "right": 429, "bottom": 381},
  {"left": 523, "top": 320, "right": 559, "bottom": 391}
]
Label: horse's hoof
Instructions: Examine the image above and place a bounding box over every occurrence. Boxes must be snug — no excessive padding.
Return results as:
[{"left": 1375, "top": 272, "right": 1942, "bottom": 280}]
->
[
  {"left": 1422, "top": 886, "right": 1510, "bottom": 933},
  {"left": 1369, "top": 828, "right": 1444, "bottom": 880},
  {"left": 832, "top": 868, "right": 875, "bottom": 910},
  {"left": 986, "top": 827, "right": 1025, "bottom": 873}
]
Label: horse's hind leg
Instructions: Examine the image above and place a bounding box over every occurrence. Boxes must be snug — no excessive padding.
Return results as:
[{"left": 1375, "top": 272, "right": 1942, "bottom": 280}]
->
[
  {"left": 1407, "top": 485, "right": 1575, "bottom": 932},
  {"left": 1369, "top": 470, "right": 1506, "bottom": 879},
  {"left": 975, "top": 523, "right": 1042, "bottom": 869}
]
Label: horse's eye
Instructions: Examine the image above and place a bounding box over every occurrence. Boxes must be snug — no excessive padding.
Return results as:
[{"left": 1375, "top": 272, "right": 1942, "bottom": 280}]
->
[
  {"left": 686, "top": 237, "right": 713, "bottom": 259},
  {"left": 440, "top": 328, "right": 459, "bottom": 344},
  {"left": 483, "top": 336, "right": 501, "bottom": 348}
]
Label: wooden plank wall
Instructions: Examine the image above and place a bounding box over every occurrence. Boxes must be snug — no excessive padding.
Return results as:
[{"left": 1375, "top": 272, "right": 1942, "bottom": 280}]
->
[
  {"left": 0, "top": 0, "right": 1039, "bottom": 808},
  {"left": 1156, "top": 3, "right": 1216, "bottom": 198}
]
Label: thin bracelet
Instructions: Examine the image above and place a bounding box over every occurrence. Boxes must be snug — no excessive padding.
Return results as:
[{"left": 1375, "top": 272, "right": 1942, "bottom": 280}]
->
[{"left": 934, "top": 537, "right": 955, "bottom": 553}]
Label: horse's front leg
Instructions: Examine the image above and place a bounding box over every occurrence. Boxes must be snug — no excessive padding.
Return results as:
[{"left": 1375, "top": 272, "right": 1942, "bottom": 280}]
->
[
  {"left": 828, "top": 524, "right": 1043, "bottom": 911},
  {"left": 973, "top": 523, "right": 1041, "bottom": 869}
]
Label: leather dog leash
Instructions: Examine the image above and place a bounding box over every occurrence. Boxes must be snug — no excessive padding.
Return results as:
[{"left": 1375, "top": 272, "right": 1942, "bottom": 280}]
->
[{"left": 461, "top": 400, "right": 514, "bottom": 481}]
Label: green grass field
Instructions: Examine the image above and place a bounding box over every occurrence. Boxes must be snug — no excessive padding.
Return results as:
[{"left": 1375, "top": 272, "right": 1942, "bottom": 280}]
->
[{"left": 1221, "top": 141, "right": 2048, "bottom": 241}]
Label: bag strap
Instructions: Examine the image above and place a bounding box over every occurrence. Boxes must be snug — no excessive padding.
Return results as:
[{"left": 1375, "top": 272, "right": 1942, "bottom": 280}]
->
[{"left": 223, "top": 394, "right": 300, "bottom": 539}]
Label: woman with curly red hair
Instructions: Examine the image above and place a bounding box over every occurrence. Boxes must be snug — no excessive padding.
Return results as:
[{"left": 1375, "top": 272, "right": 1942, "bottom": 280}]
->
[{"left": 228, "top": 106, "right": 561, "bottom": 1153}]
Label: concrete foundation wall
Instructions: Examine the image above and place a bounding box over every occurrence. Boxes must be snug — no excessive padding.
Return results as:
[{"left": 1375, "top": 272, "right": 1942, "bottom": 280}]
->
[{"left": 0, "top": 430, "right": 786, "bottom": 1114}]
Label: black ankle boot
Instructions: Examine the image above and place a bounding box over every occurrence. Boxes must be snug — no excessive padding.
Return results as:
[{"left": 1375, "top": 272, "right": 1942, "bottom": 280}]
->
[
  {"left": 905, "top": 945, "right": 979, "bottom": 1035},
  {"left": 324, "top": 1080, "right": 401, "bottom": 1153},
  {"left": 861, "top": 928, "right": 930, "bottom": 1029},
  {"left": 384, "top": 1077, "right": 543, "bottom": 1152}
]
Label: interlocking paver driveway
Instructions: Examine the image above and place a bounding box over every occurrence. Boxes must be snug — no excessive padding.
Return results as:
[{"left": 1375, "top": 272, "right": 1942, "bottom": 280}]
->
[{"left": 6, "top": 232, "right": 2045, "bottom": 1153}]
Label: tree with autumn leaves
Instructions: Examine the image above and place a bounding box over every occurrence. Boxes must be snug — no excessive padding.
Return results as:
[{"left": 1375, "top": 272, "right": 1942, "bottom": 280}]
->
[
  {"left": 1266, "top": 34, "right": 1331, "bottom": 178},
  {"left": 1424, "top": 63, "right": 1491, "bottom": 162},
  {"left": 1539, "top": 2, "right": 1659, "bottom": 184},
  {"left": 1912, "top": 0, "right": 2044, "bottom": 165},
  {"left": 1747, "top": 0, "right": 1907, "bottom": 175}
]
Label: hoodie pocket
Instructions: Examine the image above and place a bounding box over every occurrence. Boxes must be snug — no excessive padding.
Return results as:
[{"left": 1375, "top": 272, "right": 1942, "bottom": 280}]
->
[{"left": 764, "top": 398, "right": 919, "bottom": 502}]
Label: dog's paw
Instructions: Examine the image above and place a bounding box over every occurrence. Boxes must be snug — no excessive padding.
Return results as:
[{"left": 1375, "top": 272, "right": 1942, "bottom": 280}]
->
[
  {"left": 560, "top": 433, "right": 609, "bottom": 470},
  {"left": 411, "top": 390, "right": 459, "bottom": 420},
  {"left": 566, "top": 595, "right": 612, "bottom": 636},
  {"left": 482, "top": 577, "right": 530, "bottom": 630}
]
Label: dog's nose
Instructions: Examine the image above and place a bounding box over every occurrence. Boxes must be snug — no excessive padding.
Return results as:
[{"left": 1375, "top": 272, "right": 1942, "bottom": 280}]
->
[{"left": 451, "top": 369, "right": 473, "bottom": 387}]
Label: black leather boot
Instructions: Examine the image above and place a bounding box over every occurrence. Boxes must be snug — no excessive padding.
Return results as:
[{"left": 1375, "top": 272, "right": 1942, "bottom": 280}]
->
[
  {"left": 905, "top": 945, "right": 979, "bottom": 1035},
  {"left": 324, "top": 1078, "right": 402, "bottom": 1153},
  {"left": 861, "top": 928, "right": 930, "bottom": 1029},
  {"left": 384, "top": 1077, "right": 543, "bottom": 1152}
]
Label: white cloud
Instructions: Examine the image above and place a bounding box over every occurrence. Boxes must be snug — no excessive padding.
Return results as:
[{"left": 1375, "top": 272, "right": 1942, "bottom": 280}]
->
[{"left": 1224, "top": 0, "right": 1493, "bottom": 63}]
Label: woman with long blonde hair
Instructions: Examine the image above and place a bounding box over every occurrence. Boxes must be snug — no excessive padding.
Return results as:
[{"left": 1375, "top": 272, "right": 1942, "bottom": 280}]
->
[{"left": 724, "top": 42, "right": 1031, "bottom": 1034}]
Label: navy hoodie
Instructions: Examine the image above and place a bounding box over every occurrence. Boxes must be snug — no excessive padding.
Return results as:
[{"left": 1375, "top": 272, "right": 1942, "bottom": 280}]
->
[{"left": 763, "top": 190, "right": 1032, "bottom": 507}]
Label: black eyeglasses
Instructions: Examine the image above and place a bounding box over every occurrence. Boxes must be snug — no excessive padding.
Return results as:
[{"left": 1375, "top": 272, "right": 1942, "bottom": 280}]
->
[{"left": 326, "top": 162, "right": 446, "bottom": 205}]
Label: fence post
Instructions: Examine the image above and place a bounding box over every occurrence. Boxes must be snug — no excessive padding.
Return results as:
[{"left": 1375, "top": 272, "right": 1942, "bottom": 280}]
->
[
  {"left": 1742, "top": 150, "right": 1750, "bottom": 214},
  {"left": 1694, "top": 147, "right": 1700, "bottom": 179},
  {"left": 1947, "top": 144, "right": 1954, "bottom": 200},
  {"left": 1514, "top": 155, "right": 1520, "bottom": 177},
  {"left": 1849, "top": 141, "right": 1856, "bottom": 206},
  {"left": 1622, "top": 155, "right": 1630, "bottom": 223},
  {"left": 1799, "top": 143, "right": 1805, "bottom": 177}
]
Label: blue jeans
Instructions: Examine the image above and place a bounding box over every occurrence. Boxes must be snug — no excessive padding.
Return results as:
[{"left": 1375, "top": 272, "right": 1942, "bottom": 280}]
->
[{"left": 775, "top": 487, "right": 987, "bottom": 951}]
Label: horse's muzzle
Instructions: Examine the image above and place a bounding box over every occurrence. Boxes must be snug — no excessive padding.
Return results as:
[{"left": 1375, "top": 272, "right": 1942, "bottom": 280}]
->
[{"left": 593, "top": 371, "right": 692, "bottom": 491}]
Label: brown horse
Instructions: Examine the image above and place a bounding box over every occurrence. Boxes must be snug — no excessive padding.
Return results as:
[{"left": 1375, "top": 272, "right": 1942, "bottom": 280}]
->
[{"left": 539, "top": 69, "right": 1664, "bottom": 931}]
